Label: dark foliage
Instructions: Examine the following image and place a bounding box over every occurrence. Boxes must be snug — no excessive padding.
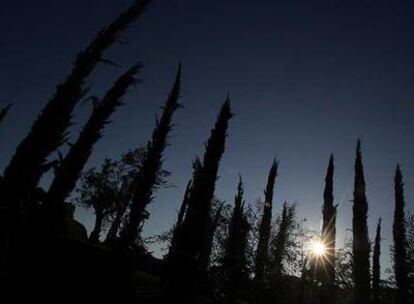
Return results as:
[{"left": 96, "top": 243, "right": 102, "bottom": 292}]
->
[
  {"left": 178, "top": 180, "right": 192, "bottom": 228},
  {"left": 372, "top": 218, "right": 382, "bottom": 304},
  {"left": 199, "top": 199, "right": 225, "bottom": 273},
  {"left": 352, "top": 140, "right": 371, "bottom": 304},
  {"left": 255, "top": 159, "right": 278, "bottom": 290},
  {"left": 105, "top": 147, "right": 148, "bottom": 242},
  {"left": 221, "top": 176, "right": 250, "bottom": 303},
  {"left": 270, "top": 202, "right": 294, "bottom": 280},
  {"left": 118, "top": 65, "right": 181, "bottom": 249},
  {"left": 2, "top": 2, "right": 412, "bottom": 303},
  {"left": 0, "top": 0, "right": 151, "bottom": 263},
  {"left": 406, "top": 213, "right": 414, "bottom": 302},
  {"left": 393, "top": 165, "right": 408, "bottom": 304},
  {"left": 0, "top": 103, "right": 12, "bottom": 124},
  {"left": 43, "top": 65, "right": 139, "bottom": 235},
  {"left": 76, "top": 159, "right": 119, "bottom": 243},
  {"left": 169, "top": 179, "right": 192, "bottom": 253},
  {"left": 321, "top": 154, "right": 336, "bottom": 304},
  {"left": 165, "top": 98, "right": 232, "bottom": 302}
]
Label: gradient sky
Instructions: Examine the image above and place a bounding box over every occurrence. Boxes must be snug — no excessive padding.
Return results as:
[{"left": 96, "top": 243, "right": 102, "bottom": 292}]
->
[{"left": 1, "top": 0, "right": 414, "bottom": 271}]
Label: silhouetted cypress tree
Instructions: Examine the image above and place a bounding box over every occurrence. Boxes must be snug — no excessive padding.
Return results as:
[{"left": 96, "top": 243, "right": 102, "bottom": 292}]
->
[
  {"left": 270, "top": 201, "right": 294, "bottom": 280},
  {"left": 321, "top": 154, "right": 336, "bottom": 304},
  {"left": 393, "top": 164, "right": 408, "bottom": 304},
  {"left": 0, "top": 0, "right": 151, "bottom": 255},
  {"left": 45, "top": 65, "right": 140, "bottom": 226},
  {"left": 352, "top": 140, "right": 371, "bottom": 304},
  {"left": 0, "top": 104, "right": 12, "bottom": 124},
  {"left": 165, "top": 97, "right": 232, "bottom": 302},
  {"left": 255, "top": 159, "right": 278, "bottom": 287},
  {"left": 269, "top": 202, "right": 296, "bottom": 304},
  {"left": 372, "top": 218, "right": 381, "bottom": 304},
  {"left": 222, "top": 176, "right": 250, "bottom": 304},
  {"left": 119, "top": 65, "right": 181, "bottom": 248}
]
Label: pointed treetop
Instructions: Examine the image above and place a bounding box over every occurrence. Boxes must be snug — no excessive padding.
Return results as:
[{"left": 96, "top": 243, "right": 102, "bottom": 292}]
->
[
  {"left": 174, "top": 62, "right": 182, "bottom": 89},
  {"left": 235, "top": 174, "right": 244, "bottom": 209},
  {"left": 0, "top": 103, "right": 13, "bottom": 123},
  {"left": 163, "top": 63, "right": 182, "bottom": 110},
  {"left": 323, "top": 154, "right": 335, "bottom": 210},
  {"left": 264, "top": 158, "right": 278, "bottom": 198},
  {"left": 221, "top": 95, "right": 232, "bottom": 117},
  {"left": 354, "top": 139, "right": 365, "bottom": 183},
  {"left": 226, "top": 91, "right": 230, "bottom": 102},
  {"left": 237, "top": 174, "right": 244, "bottom": 194},
  {"left": 377, "top": 217, "right": 382, "bottom": 232},
  {"left": 326, "top": 154, "right": 334, "bottom": 177},
  {"left": 329, "top": 153, "right": 334, "bottom": 165},
  {"left": 282, "top": 201, "right": 288, "bottom": 216},
  {"left": 356, "top": 139, "right": 362, "bottom": 156},
  {"left": 395, "top": 164, "right": 403, "bottom": 181}
]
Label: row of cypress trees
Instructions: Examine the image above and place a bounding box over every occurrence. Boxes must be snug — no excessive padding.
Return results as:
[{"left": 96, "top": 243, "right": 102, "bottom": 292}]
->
[
  {"left": 317, "top": 141, "right": 411, "bottom": 304},
  {"left": 0, "top": 1, "right": 411, "bottom": 303},
  {"left": 0, "top": 0, "right": 152, "bottom": 265}
]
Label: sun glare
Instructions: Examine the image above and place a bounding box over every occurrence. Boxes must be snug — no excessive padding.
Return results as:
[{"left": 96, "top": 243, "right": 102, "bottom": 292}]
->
[{"left": 309, "top": 240, "right": 327, "bottom": 258}]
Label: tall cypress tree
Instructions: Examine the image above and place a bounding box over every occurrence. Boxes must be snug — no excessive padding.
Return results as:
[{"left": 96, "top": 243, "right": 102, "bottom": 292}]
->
[
  {"left": 321, "top": 154, "right": 336, "bottom": 303},
  {"left": 255, "top": 159, "right": 278, "bottom": 287},
  {"left": 0, "top": 0, "right": 151, "bottom": 258},
  {"left": 0, "top": 104, "right": 12, "bottom": 124},
  {"left": 119, "top": 65, "right": 181, "bottom": 248},
  {"left": 393, "top": 165, "right": 408, "bottom": 304},
  {"left": 222, "top": 176, "right": 250, "bottom": 304},
  {"left": 269, "top": 202, "right": 295, "bottom": 304},
  {"left": 352, "top": 140, "right": 371, "bottom": 304},
  {"left": 372, "top": 218, "right": 382, "bottom": 304},
  {"left": 270, "top": 201, "right": 294, "bottom": 280},
  {"left": 47, "top": 66, "right": 139, "bottom": 205},
  {"left": 43, "top": 65, "right": 139, "bottom": 235},
  {"left": 165, "top": 98, "right": 232, "bottom": 302}
]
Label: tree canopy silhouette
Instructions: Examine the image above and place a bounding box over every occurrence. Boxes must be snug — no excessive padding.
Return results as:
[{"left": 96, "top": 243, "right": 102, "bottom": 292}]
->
[
  {"left": 255, "top": 159, "right": 278, "bottom": 290},
  {"left": 393, "top": 164, "right": 408, "bottom": 304},
  {"left": 352, "top": 140, "right": 371, "bottom": 304},
  {"left": 119, "top": 64, "right": 181, "bottom": 249}
]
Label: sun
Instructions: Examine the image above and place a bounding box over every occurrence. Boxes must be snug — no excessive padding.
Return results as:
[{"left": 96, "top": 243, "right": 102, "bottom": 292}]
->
[{"left": 308, "top": 239, "right": 327, "bottom": 258}]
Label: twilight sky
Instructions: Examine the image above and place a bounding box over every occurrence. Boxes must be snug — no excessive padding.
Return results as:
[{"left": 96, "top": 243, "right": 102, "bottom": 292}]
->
[{"left": 1, "top": 0, "right": 414, "bottom": 269}]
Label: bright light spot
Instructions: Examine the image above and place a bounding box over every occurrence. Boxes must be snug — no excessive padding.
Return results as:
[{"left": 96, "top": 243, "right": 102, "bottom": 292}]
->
[{"left": 309, "top": 240, "right": 327, "bottom": 258}]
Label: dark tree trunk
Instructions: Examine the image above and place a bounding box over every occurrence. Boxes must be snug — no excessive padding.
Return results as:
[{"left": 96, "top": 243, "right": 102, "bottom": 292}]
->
[
  {"left": 393, "top": 165, "right": 408, "bottom": 304},
  {"left": 89, "top": 210, "right": 104, "bottom": 244},
  {"left": 105, "top": 202, "right": 128, "bottom": 242}
]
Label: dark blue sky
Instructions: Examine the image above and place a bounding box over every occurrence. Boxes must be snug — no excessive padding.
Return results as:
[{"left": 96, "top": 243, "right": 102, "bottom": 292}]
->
[{"left": 1, "top": 0, "right": 413, "bottom": 269}]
